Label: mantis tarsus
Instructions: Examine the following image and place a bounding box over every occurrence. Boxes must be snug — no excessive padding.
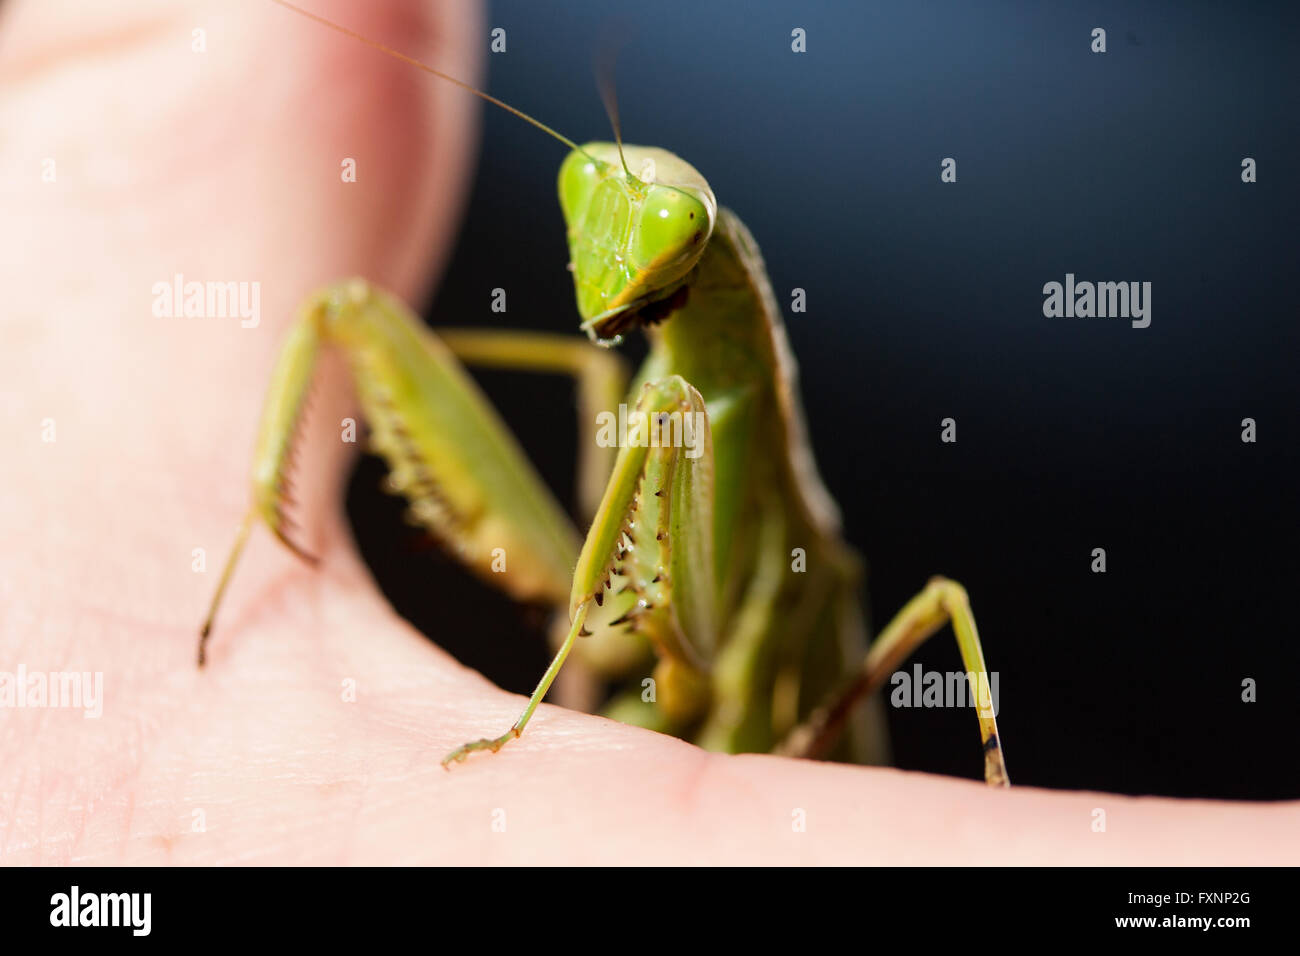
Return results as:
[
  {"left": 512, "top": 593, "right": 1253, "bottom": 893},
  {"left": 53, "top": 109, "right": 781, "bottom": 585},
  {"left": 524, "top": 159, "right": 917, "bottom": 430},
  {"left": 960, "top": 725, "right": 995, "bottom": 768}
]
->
[{"left": 202, "top": 0, "right": 1009, "bottom": 787}]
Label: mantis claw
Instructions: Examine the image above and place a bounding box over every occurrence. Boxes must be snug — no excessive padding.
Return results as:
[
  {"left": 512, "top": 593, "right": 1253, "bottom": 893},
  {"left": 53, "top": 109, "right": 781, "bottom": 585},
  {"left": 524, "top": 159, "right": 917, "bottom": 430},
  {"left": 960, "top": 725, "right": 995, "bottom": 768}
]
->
[
  {"left": 439, "top": 609, "right": 589, "bottom": 768},
  {"left": 440, "top": 728, "right": 520, "bottom": 768}
]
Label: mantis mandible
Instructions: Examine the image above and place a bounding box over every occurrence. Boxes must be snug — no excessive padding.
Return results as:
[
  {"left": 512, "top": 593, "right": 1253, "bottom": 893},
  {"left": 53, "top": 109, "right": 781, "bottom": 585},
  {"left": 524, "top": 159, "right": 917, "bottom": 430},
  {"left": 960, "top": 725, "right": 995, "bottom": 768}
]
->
[{"left": 202, "top": 0, "right": 1009, "bottom": 786}]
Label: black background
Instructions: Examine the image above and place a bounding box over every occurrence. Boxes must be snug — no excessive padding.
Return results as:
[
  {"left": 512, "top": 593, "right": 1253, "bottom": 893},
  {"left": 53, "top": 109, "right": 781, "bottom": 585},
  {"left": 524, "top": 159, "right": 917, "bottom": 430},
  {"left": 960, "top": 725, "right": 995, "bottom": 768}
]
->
[{"left": 348, "top": 0, "right": 1300, "bottom": 799}]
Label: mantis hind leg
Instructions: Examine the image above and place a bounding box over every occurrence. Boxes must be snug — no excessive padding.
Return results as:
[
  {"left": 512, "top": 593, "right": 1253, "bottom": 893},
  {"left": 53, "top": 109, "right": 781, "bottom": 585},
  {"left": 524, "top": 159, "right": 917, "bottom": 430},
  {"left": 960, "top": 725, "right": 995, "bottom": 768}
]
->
[
  {"left": 692, "top": 524, "right": 888, "bottom": 761},
  {"left": 774, "top": 559, "right": 893, "bottom": 767},
  {"left": 777, "top": 576, "right": 1011, "bottom": 787}
]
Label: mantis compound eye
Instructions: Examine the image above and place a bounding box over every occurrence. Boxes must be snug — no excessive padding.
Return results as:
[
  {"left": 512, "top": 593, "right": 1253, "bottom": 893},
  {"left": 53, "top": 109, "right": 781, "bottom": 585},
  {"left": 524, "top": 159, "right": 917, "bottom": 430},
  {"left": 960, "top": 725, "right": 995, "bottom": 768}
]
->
[{"left": 630, "top": 185, "right": 715, "bottom": 273}]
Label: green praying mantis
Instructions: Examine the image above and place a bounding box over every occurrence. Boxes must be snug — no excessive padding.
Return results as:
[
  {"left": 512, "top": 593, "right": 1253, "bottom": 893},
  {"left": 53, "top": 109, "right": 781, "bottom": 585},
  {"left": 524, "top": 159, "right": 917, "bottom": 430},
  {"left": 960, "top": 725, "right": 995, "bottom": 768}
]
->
[{"left": 201, "top": 0, "right": 1009, "bottom": 786}]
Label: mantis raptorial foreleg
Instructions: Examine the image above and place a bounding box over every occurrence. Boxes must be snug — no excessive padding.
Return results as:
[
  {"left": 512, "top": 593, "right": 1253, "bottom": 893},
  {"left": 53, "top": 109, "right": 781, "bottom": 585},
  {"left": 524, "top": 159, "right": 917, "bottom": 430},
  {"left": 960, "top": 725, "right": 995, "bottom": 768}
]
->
[
  {"left": 778, "top": 577, "right": 1011, "bottom": 787},
  {"left": 435, "top": 328, "right": 633, "bottom": 710},
  {"left": 199, "top": 304, "right": 326, "bottom": 663},
  {"left": 438, "top": 601, "right": 593, "bottom": 764},
  {"left": 199, "top": 281, "right": 591, "bottom": 663},
  {"left": 443, "top": 374, "right": 721, "bottom": 764}
]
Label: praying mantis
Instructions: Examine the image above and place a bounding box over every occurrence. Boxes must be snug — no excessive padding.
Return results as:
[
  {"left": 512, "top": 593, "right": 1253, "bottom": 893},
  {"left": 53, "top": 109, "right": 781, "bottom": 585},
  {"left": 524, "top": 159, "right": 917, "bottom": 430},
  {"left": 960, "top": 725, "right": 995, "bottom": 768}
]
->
[{"left": 201, "top": 0, "right": 1009, "bottom": 786}]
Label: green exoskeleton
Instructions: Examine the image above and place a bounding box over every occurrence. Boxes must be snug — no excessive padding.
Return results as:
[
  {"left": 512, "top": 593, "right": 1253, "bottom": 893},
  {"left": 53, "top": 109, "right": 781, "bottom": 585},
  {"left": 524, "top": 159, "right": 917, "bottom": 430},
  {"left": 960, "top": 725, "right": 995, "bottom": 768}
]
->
[{"left": 202, "top": 0, "right": 1009, "bottom": 786}]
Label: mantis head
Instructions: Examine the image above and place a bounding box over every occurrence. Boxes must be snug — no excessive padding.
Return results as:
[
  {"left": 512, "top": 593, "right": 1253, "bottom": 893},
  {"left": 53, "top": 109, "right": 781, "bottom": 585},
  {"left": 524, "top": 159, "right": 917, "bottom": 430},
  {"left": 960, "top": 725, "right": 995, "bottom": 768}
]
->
[
  {"left": 266, "top": 2, "right": 716, "bottom": 346},
  {"left": 559, "top": 144, "right": 717, "bottom": 345}
]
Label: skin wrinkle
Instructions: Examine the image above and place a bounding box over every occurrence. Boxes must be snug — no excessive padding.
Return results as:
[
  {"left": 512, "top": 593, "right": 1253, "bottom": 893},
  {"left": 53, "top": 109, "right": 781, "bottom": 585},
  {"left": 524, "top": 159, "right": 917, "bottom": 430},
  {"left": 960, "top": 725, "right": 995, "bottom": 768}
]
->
[
  {"left": 68, "top": 710, "right": 143, "bottom": 863},
  {"left": 0, "top": 12, "right": 177, "bottom": 84},
  {"left": 669, "top": 748, "right": 744, "bottom": 862}
]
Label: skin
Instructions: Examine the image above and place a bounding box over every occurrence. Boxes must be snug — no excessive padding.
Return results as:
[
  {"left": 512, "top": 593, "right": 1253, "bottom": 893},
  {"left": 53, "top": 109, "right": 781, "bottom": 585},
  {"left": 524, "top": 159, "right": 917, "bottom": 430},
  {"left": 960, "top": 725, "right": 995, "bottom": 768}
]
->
[{"left": 1, "top": 0, "right": 1297, "bottom": 865}]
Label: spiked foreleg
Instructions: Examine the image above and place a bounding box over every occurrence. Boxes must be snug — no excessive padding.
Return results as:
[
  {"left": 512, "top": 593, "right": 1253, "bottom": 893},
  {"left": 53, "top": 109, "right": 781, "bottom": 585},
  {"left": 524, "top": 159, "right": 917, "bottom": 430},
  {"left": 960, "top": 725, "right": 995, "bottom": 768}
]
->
[
  {"left": 199, "top": 280, "right": 582, "bottom": 664},
  {"left": 442, "top": 375, "right": 721, "bottom": 763}
]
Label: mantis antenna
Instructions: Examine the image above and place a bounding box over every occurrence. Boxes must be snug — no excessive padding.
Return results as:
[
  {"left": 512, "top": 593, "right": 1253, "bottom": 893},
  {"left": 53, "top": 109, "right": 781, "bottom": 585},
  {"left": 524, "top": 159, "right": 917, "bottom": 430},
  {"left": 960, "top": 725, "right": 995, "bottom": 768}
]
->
[
  {"left": 595, "top": 42, "right": 636, "bottom": 180},
  {"left": 269, "top": 0, "right": 595, "bottom": 160}
]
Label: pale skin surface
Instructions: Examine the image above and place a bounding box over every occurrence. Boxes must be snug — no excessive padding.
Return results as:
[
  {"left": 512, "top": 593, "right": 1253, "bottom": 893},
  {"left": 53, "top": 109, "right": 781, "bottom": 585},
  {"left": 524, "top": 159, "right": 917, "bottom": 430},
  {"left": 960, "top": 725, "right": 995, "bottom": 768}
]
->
[{"left": 1, "top": 0, "right": 1296, "bottom": 865}]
